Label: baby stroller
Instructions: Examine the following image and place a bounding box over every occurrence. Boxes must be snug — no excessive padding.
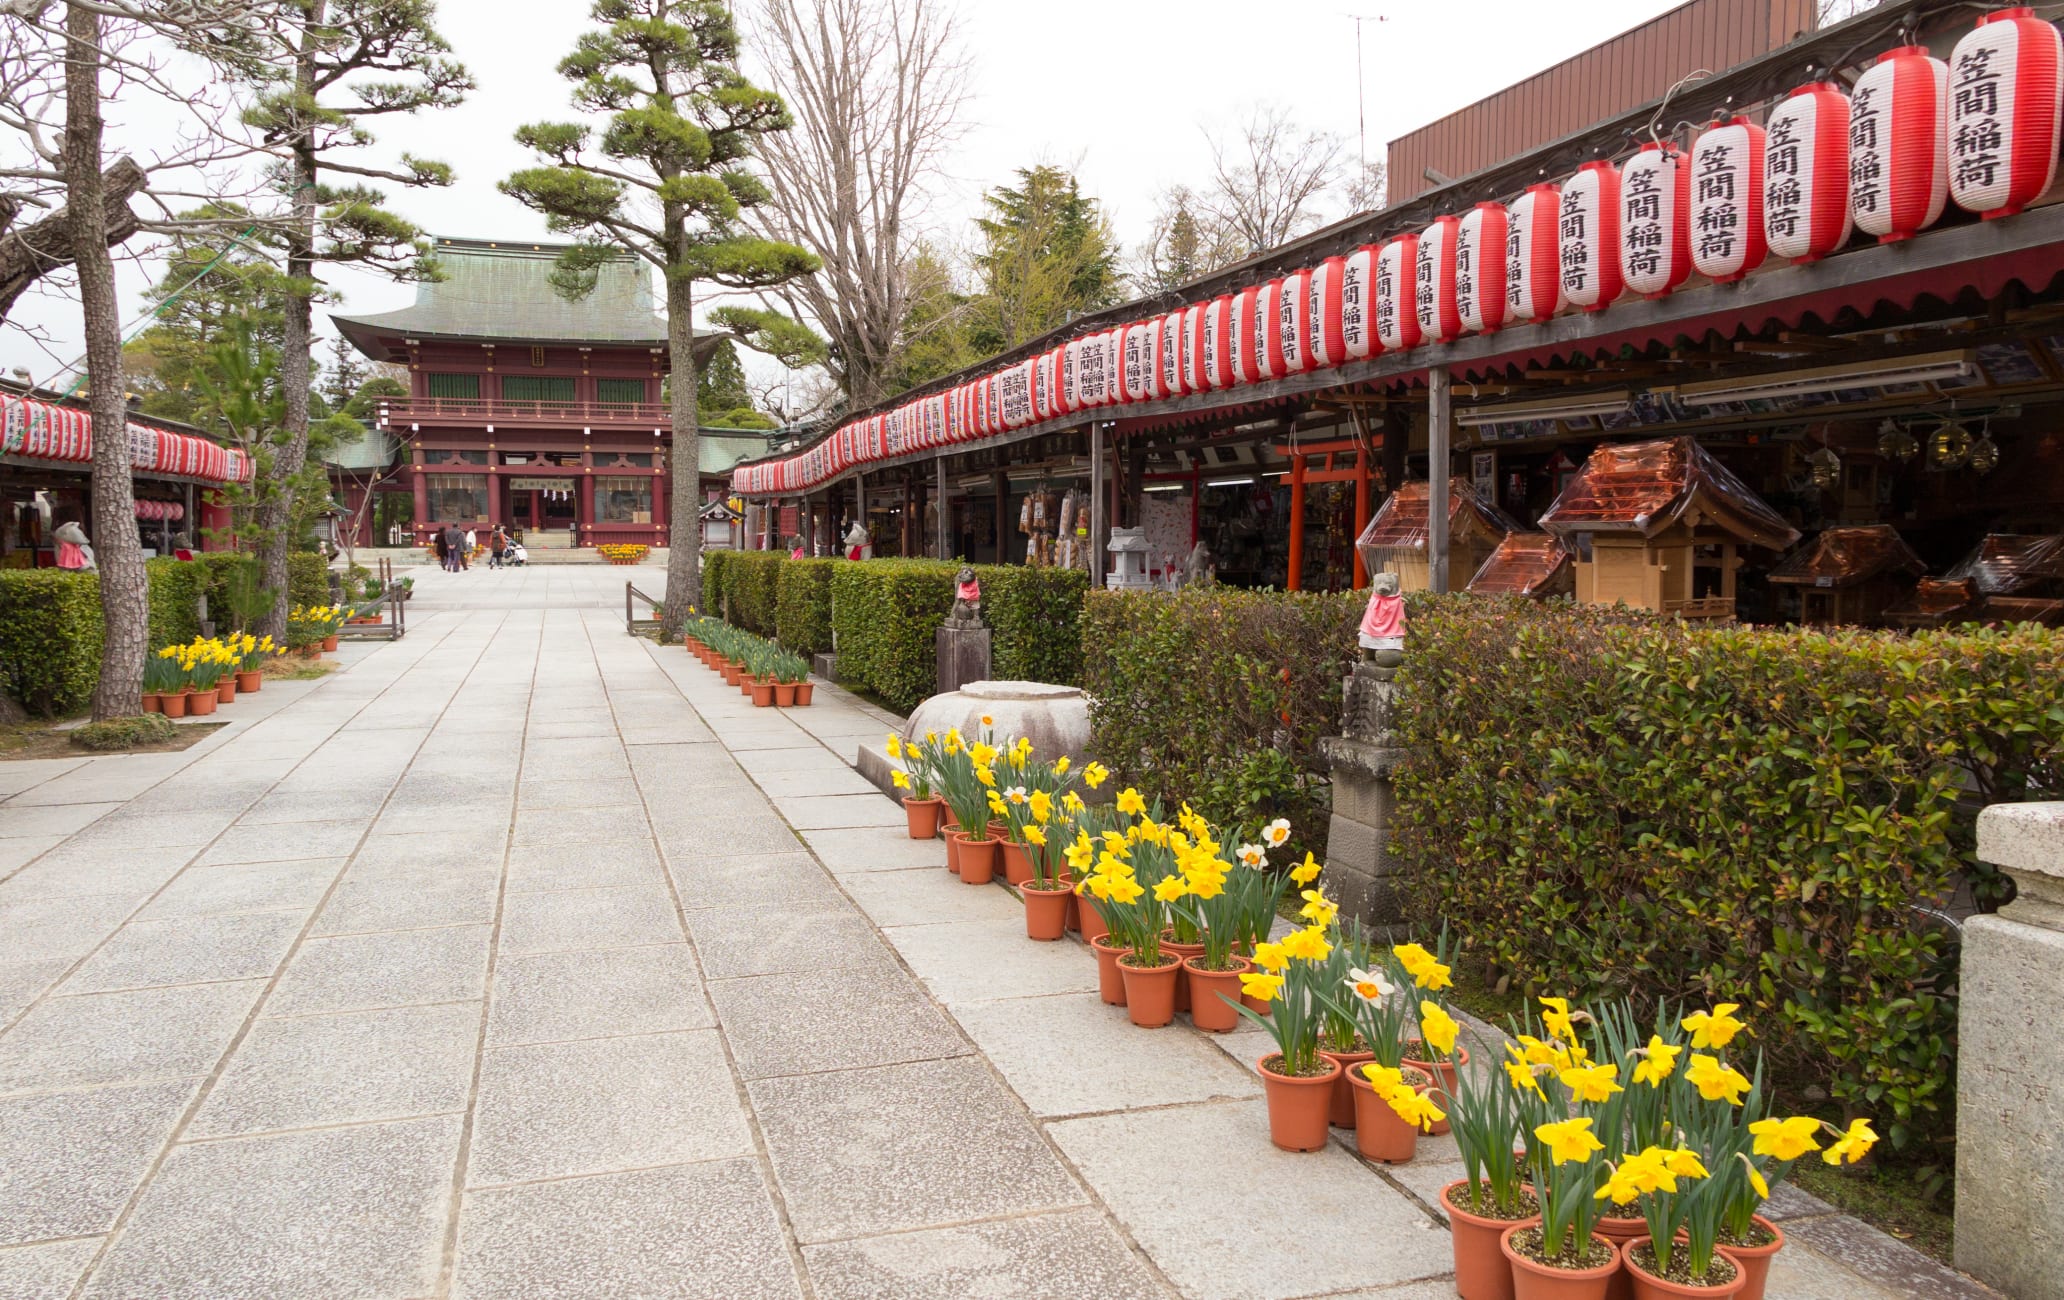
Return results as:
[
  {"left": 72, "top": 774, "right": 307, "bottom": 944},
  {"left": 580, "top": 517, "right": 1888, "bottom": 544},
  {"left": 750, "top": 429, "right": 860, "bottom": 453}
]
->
[{"left": 507, "top": 543, "right": 528, "bottom": 567}]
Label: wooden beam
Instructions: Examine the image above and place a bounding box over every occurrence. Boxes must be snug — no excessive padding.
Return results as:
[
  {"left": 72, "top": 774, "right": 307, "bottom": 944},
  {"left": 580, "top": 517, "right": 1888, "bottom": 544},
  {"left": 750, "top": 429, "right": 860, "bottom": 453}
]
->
[
  {"left": 1428, "top": 368, "right": 1452, "bottom": 594},
  {"left": 1286, "top": 452, "right": 1307, "bottom": 591},
  {"left": 1089, "top": 421, "right": 1105, "bottom": 589}
]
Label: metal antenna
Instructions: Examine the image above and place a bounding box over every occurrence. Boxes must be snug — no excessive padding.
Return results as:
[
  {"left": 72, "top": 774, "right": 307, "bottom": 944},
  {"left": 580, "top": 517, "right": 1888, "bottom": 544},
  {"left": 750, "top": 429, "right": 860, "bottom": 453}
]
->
[{"left": 1346, "top": 13, "right": 1389, "bottom": 176}]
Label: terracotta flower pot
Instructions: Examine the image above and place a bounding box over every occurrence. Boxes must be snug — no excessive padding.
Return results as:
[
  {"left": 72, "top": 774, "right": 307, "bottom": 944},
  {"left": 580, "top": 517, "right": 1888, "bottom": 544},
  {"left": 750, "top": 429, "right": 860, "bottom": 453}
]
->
[
  {"left": 1596, "top": 1216, "right": 1647, "bottom": 1300},
  {"left": 1443, "top": 1180, "right": 1541, "bottom": 1300},
  {"left": 751, "top": 680, "right": 776, "bottom": 707},
  {"left": 1091, "top": 934, "right": 1128, "bottom": 1005},
  {"left": 1022, "top": 880, "right": 1070, "bottom": 940},
  {"left": 140, "top": 692, "right": 162, "bottom": 714},
  {"left": 1064, "top": 888, "right": 1080, "bottom": 933},
  {"left": 1258, "top": 1054, "right": 1341, "bottom": 1152},
  {"left": 161, "top": 690, "right": 189, "bottom": 719},
  {"left": 1715, "top": 1217, "right": 1783, "bottom": 1300},
  {"left": 942, "top": 805, "right": 961, "bottom": 833},
  {"left": 1182, "top": 955, "right": 1250, "bottom": 1032},
  {"left": 216, "top": 678, "right": 236, "bottom": 704},
  {"left": 999, "top": 840, "right": 1034, "bottom": 886},
  {"left": 720, "top": 662, "right": 738, "bottom": 684},
  {"left": 1502, "top": 1225, "right": 1622, "bottom": 1300},
  {"left": 1119, "top": 953, "right": 1181, "bottom": 1027},
  {"left": 1319, "top": 1046, "right": 1376, "bottom": 1128},
  {"left": 1405, "top": 1045, "right": 1470, "bottom": 1137},
  {"left": 945, "top": 830, "right": 963, "bottom": 875},
  {"left": 235, "top": 670, "right": 262, "bottom": 693},
  {"left": 739, "top": 674, "right": 756, "bottom": 699},
  {"left": 1077, "top": 896, "right": 1109, "bottom": 945},
  {"left": 1159, "top": 934, "right": 1206, "bottom": 1012},
  {"left": 987, "top": 819, "right": 1010, "bottom": 843},
  {"left": 1346, "top": 1064, "right": 1432, "bottom": 1163},
  {"left": 903, "top": 796, "right": 943, "bottom": 840},
  {"left": 1622, "top": 1237, "right": 1744, "bottom": 1300},
  {"left": 321, "top": 634, "right": 338, "bottom": 651},
  {"left": 186, "top": 688, "right": 217, "bottom": 716},
  {"left": 955, "top": 833, "right": 999, "bottom": 885},
  {"left": 794, "top": 682, "right": 814, "bottom": 706},
  {"left": 774, "top": 682, "right": 797, "bottom": 706}
]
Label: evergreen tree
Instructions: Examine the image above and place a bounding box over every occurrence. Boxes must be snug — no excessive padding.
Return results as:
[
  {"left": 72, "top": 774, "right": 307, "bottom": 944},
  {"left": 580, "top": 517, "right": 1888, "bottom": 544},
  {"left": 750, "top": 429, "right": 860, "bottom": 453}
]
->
[
  {"left": 501, "top": 0, "right": 822, "bottom": 627},
  {"left": 970, "top": 165, "right": 1120, "bottom": 353},
  {"left": 886, "top": 243, "right": 978, "bottom": 394},
  {"left": 241, "top": 0, "right": 472, "bottom": 642},
  {"left": 322, "top": 336, "right": 365, "bottom": 414},
  {"left": 696, "top": 338, "right": 752, "bottom": 415}
]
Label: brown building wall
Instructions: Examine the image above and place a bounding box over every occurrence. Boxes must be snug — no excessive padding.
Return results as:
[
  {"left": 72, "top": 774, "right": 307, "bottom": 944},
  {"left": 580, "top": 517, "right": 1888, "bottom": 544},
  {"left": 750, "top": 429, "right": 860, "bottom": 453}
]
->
[{"left": 1385, "top": 0, "right": 1818, "bottom": 203}]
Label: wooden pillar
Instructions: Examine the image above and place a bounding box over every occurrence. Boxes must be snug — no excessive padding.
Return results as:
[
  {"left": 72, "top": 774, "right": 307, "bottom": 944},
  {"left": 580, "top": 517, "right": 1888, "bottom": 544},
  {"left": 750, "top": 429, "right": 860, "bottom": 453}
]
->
[
  {"left": 410, "top": 450, "right": 429, "bottom": 543},
  {"left": 992, "top": 470, "right": 1009, "bottom": 563},
  {"left": 652, "top": 467, "right": 669, "bottom": 543},
  {"left": 803, "top": 493, "right": 816, "bottom": 555},
  {"left": 935, "top": 457, "right": 949, "bottom": 560},
  {"left": 1089, "top": 422, "right": 1105, "bottom": 588},
  {"left": 1123, "top": 445, "right": 1145, "bottom": 532},
  {"left": 1428, "top": 368, "right": 1453, "bottom": 594},
  {"left": 1287, "top": 451, "right": 1307, "bottom": 591}
]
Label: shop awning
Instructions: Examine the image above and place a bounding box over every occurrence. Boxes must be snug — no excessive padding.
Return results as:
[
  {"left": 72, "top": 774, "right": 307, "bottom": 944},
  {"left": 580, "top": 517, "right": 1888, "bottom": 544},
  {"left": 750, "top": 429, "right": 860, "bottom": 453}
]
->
[{"left": 0, "top": 392, "right": 253, "bottom": 485}]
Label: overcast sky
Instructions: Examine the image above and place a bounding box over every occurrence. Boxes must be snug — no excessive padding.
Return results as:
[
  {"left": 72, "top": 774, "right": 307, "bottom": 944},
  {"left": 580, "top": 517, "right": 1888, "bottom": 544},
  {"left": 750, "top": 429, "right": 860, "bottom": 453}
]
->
[{"left": 2, "top": 0, "right": 1688, "bottom": 394}]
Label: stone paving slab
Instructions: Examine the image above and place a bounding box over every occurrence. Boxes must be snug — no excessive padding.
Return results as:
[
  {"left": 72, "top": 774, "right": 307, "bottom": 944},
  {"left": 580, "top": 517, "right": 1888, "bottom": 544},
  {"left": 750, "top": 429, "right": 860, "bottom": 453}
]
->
[
  {"left": 709, "top": 965, "right": 970, "bottom": 1079},
  {"left": 839, "top": 864, "right": 1021, "bottom": 927},
  {"left": 0, "top": 981, "right": 262, "bottom": 1095},
  {"left": 266, "top": 925, "right": 491, "bottom": 1016},
  {"left": 0, "top": 1237, "right": 101, "bottom": 1300},
  {"left": 801, "top": 1206, "right": 1173, "bottom": 1300},
  {"left": 886, "top": 916, "right": 1102, "bottom": 1006},
  {"left": 61, "top": 911, "right": 307, "bottom": 995},
  {"left": 486, "top": 943, "right": 713, "bottom": 1047},
  {"left": 137, "top": 858, "right": 342, "bottom": 921},
  {"left": 0, "top": 1078, "right": 200, "bottom": 1245},
  {"left": 801, "top": 826, "right": 954, "bottom": 874}
]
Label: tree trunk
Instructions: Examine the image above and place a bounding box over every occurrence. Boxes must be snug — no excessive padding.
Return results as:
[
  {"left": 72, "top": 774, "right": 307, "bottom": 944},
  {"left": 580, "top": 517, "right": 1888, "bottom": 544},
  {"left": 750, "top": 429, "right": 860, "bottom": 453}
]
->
[
  {"left": 257, "top": 2, "right": 323, "bottom": 644},
  {"left": 65, "top": 3, "right": 145, "bottom": 722},
  {"left": 0, "top": 156, "right": 144, "bottom": 324},
  {"left": 662, "top": 267, "right": 701, "bottom": 632}
]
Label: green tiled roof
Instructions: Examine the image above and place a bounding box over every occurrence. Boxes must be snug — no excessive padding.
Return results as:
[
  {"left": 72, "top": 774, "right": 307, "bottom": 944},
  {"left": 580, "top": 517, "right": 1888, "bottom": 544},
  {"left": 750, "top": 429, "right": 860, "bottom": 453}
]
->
[{"left": 332, "top": 236, "right": 671, "bottom": 350}]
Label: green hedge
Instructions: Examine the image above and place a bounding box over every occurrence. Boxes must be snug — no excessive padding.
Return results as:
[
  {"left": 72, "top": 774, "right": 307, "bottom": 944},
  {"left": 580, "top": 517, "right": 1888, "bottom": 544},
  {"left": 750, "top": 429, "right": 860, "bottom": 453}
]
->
[
  {"left": 702, "top": 550, "right": 736, "bottom": 621},
  {"left": 287, "top": 551, "right": 329, "bottom": 608},
  {"left": 0, "top": 570, "right": 105, "bottom": 716},
  {"left": 985, "top": 565, "right": 1089, "bottom": 683},
  {"left": 1082, "top": 586, "right": 1363, "bottom": 841},
  {"left": 775, "top": 559, "right": 835, "bottom": 655},
  {"left": 1389, "top": 599, "right": 2060, "bottom": 1152},
  {"left": 144, "top": 557, "right": 207, "bottom": 647},
  {"left": 827, "top": 560, "right": 957, "bottom": 713},
  {"left": 727, "top": 551, "right": 783, "bottom": 636}
]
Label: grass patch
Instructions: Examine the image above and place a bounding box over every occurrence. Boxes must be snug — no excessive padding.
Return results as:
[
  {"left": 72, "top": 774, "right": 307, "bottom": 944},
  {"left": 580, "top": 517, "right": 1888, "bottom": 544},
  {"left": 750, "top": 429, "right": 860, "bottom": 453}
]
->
[
  {"left": 262, "top": 655, "right": 337, "bottom": 681},
  {"left": 70, "top": 714, "right": 179, "bottom": 751},
  {"left": 0, "top": 717, "right": 226, "bottom": 761}
]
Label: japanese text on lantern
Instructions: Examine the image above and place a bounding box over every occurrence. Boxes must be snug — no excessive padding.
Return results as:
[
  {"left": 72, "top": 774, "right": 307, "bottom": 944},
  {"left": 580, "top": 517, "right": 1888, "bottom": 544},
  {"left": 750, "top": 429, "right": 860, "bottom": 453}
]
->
[
  {"left": 1558, "top": 190, "right": 1591, "bottom": 293},
  {"left": 998, "top": 366, "right": 1031, "bottom": 426},
  {"left": 1342, "top": 268, "right": 1367, "bottom": 351},
  {"left": 1766, "top": 114, "right": 1804, "bottom": 239},
  {"left": 1694, "top": 143, "right": 1739, "bottom": 262},
  {"left": 1623, "top": 164, "right": 1666, "bottom": 279},
  {"left": 1850, "top": 82, "right": 1885, "bottom": 214},
  {"left": 1950, "top": 44, "right": 2004, "bottom": 192}
]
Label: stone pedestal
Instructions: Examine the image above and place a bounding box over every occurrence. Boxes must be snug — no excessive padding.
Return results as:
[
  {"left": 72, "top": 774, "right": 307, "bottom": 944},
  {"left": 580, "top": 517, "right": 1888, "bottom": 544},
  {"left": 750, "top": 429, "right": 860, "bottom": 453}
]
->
[
  {"left": 935, "top": 625, "right": 991, "bottom": 697},
  {"left": 1956, "top": 801, "right": 2064, "bottom": 1300},
  {"left": 1318, "top": 657, "right": 1410, "bottom": 925},
  {"left": 904, "top": 681, "right": 1090, "bottom": 768}
]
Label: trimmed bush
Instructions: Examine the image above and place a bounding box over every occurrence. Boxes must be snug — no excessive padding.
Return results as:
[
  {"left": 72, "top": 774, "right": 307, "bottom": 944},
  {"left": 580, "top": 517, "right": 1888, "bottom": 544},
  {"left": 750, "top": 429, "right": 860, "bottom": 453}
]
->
[
  {"left": 774, "top": 558, "right": 835, "bottom": 656},
  {"left": 983, "top": 565, "right": 1088, "bottom": 684},
  {"left": 702, "top": 549, "right": 735, "bottom": 620},
  {"left": 827, "top": 560, "right": 956, "bottom": 714},
  {"left": 0, "top": 569, "right": 105, "bottom": 716},
  {"left": 728, "top": 551, "right": 783, "bottom": 636},
  {"left": 145, "top": 557, "right": 208, "bottom": 647},
  {"left": 287, "top": 551, "right": 329, "bottom": 608},
  {"left": 1081, "top": 586, "right": 1362, "bottom": 841},
  {"left": 1389, "top": 599, "right": 2059, "bottom": 1152}
]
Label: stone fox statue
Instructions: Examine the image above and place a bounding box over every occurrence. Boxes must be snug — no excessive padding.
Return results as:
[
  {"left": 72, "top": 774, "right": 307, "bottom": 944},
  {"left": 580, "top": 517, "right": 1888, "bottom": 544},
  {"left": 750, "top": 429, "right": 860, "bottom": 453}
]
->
[{"left": 948, "top": 566, "right": 982, "bottom": 626}]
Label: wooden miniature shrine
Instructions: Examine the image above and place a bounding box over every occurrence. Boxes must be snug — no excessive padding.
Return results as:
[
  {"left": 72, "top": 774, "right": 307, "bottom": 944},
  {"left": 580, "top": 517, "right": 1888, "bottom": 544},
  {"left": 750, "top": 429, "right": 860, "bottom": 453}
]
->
[
  {"left": 1354, "top": 479, "right": 1515, "bottom": 593},
  {"left": 1767, "top": 525, "right": 1926, "bottom": 627},
  {"left": 1465, "top": 532, "right": 1576, "bottom": 598},
  {"left": 1947, "top": 534, "right": 2064, "bottom": 626},
  {"left": 1538, "top": 437, "right": 1800, "bottom": 620}
]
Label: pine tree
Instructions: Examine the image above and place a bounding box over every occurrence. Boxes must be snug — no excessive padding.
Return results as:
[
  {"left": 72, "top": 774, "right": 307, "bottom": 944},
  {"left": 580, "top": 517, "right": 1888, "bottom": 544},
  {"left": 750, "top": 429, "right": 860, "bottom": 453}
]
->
[
  {"left": 241, "top": 0, "right": 472, "bottom": 642},
  {"left": 970, "top": 166, "right": 1120, "bottom": 353},
  {"left": 501, "top": 0, "right": 821, "bottom": 627}
]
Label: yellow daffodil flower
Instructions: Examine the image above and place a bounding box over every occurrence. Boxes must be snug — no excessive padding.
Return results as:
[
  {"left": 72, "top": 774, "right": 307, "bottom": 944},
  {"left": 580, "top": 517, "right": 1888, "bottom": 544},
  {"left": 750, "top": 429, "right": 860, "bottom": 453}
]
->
[
  {"left": 1744, "top": 1156, "right": 1770, "bottom": 1199},
  {"left": 1105, "top": 875, "right": 1145, "bottom": 905},
  {"left": 1298, "top": 887, "right": 1337, "bottom": 927},
  {"left": 1239, "top": 970, "right": 1282, "bottom": 1003},
  {"left": 1387, "top": 1083, "right": 1445, "bottom": 1132},
  {"left": 1289, "top": 852, "right": 1322, "bottom": 886},
  {"left": 1661, "top": 1147, "right": 1708, "bottom": 1180},
  {"left": 1749, "top": 1116, "right": 1822, "bottom": 1162},
  {"left": 891, "top": 770, "right": 910, "bottom": 790},
  {"left": 1684, "top": 1053, "right": 1751, "bottom": 1105},
  {"left": 1821, "top": 1118, "right": 1877, "bottom": 1166},
  {"left": 1115, "top": 787, "right": 1146, "bottom": 816},
  {"left": 1062, "top": 791, "right": 1085, "bottom": 814},
  {"left": 1682, "top": 1003, "right": 1747, "bottom": 1050},
  {"left": 1152, "top": 875, "right": 1188, "bottom": 903},
  {"left": 971, "top": 742, "right": 999, "bottom": 768},
  {"left": 1505, "top": 1054, "right": 1547, "bottom": 1099},
  {"left": 1250, "top": 940, "right": 1287, "bottom": 973},
  {"left": 1278, "top": 925, "right": 1333, "bottom": 963},
  {"left": 1023, "top": 825, "right": 1046, "bottom": 847},
  {"left": 885, "top": 734, "right": 902, "bottom": 759},
  {"left": 1420, "top": 1001, "right": 1460, "bottom": 1057},
  {"left": 976, "top": 765, "right": 996, "bottom": 788},
  {"left": 1632, "top": 1036, "right": 1681, "bottom": 1087},
  {"left": 1362, "top": 1062, "right": 1404, "bottom": 1091},
  {"left": 1082, "top": 762, "right": 1109, "bottom": 789},
  {"left": 1053, "top": 756, "right": 1071, "bottom": 776},
  {"left": 1539, "top": 996, "right": 1578, "bottom": 1042},
  {"left": 1535, "top": 1117, "right": 1605, "bottom": 1166},
  {"left": 1028, "top": 790, "right": 1053, "bottom": 823},
  {"left": 1185, "top": 872, "right": 1224, "bottom": 900},
  {"left": 1559, "top": 1061, "right": 1623, "bottom": 1104}
]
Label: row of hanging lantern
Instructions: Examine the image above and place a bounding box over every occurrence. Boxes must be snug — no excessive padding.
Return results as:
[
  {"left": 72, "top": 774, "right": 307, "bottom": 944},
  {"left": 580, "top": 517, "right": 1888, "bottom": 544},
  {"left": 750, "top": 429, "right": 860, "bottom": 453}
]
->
[{"left": 735, "top": 8, "right": 2062, "bottom": 497}]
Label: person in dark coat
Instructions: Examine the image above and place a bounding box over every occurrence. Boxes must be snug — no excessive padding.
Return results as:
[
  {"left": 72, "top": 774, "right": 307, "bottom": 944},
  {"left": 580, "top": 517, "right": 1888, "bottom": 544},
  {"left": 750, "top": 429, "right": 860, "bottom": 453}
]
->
[
  {"left": 432, "top": 524, "right": 449, "bottom": 569},
  {"left": 442, "top": 523, "right": 465, "bottom": 572}
]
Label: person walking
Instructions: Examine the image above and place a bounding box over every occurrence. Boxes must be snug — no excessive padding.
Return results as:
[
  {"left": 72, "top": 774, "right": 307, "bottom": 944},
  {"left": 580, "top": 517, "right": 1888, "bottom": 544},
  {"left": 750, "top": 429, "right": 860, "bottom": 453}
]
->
[
  {"left": 462, "top": 527, "right": 476, "bottom": 570},
  {"left": 489, "top": 526, "right": 508, "bottom": 569},
  {"left": 431, "top": 524, "right": 449, "bottom": 571}
]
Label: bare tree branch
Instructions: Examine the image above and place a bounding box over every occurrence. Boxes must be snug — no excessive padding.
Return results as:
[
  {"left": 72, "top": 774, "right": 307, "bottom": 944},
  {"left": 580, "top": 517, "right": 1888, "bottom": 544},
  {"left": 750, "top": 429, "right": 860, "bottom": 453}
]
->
[{"left": 1202, "top": 103, "right": 1344, "bottom": 252}]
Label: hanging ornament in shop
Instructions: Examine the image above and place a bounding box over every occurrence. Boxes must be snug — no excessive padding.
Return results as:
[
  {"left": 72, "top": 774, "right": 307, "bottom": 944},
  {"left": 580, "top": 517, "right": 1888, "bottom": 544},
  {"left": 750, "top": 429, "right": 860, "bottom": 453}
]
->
[
  {"left": 1307, "top": 255, "right": 1349, "bottom": 367},
  {"left": 1415, "top": 215, "right": 1463, "bottom": 343},
  {"left": 1949, "top": 8, "right": 2063, "bottom": 219},
  {"left": 1764, "top": 82, "right": 1853, "bottom": 262},
  {"left": 1339, "top": 243, "right": 1381, "bottom": 361},
  {"left": 1507, "top": 183, "right": 1566, "bottom": 320},
  {"left": 1232, "top": 286, "right": 1266, "bottom": 383},
  {"left": 1559, "top": 160, "right": 1623, "bottom": 311},
  {"left": 1850, "top": 46, "right": 1950, "bottom": 242},
  {"left": 1968, "top": 421, "right": 2001, "bottom": 473},
  {"left": 1619, "top": 146, "right": 1690, "bottom": 297},
  {"left": 1204, "top": 295, "right": 1235, "bottom": 389},
  {"left": 1931, "top": 417, "right": 1973, "bottom": 467},
  {"left": 1807, "top": 444, "right": 1842, "bottom": 490},
  {"left": 1456, "top": 202, "right": 1509, "bottom": 334},
  {"left": 1374, "top": 234, "right": 1422, "bottom": 352},
  {"left": 1257, "top": 278, "right": 1288, "bottom": 378},
  {"left": 1278, "top": 267, "right": 1316, "bottom": 373},
  {"left": 1690, "top": 116, "right": 1768, "bottom": 281}
]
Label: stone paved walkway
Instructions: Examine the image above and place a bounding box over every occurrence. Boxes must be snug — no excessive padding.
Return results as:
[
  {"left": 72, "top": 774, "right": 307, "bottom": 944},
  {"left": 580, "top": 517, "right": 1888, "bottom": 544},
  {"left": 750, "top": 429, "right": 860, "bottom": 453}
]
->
[{"left": 0, "top": 565, "right": 2003, "bottom": 1298}]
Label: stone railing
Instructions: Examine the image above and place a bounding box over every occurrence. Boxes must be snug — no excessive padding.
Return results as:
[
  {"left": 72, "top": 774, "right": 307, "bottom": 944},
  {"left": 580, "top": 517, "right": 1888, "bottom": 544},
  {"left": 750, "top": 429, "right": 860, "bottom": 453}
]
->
[{"left": 1957, "top": 801, "right": 2064, "bottom": 1300}]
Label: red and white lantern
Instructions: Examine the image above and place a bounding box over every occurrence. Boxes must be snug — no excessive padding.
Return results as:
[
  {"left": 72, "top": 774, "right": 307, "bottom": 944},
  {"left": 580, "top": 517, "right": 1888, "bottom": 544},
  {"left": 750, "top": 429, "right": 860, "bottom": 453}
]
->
[
  {"left": 1231, "top": 287, "right": 1264, "bottom": 383},
  {"left": 1158, "top": 310, "right": 1186, "bottom": 398},
  {"left": 1374, "top": 235, "right": 1421, "bottom": 352},
  {"left": 1850, "top": 46, "right": 1949, "bottom": 242},
  {"left": 1764, "top": 83, "right": 1852, "bottom": 262},
  {"left": 1257, "top": 279, "right": 1287, "bottom": 379},
  {"left": 1414, "top": 217, "right": 1462, "bottom": 343},
  {"left": 1949, "top": 8, "right": 2063, "bottom": 218},
  {"left": 1339, "top": 244, "right": 1381, "bottom": 361},
  {"left": 1506, "top": 184, "right": 1565, "bottom": 320},
  {"left": 1277, "top": 268, "right": 1315, "bottom": 373},
  {"left": 1122, "top": 323, "right": 1154, "bottom": 402},
  {"left": 1456, "top": 203, "right": 1509, "bottom": 334},
  {"left": 1306, "top": 256, "right": 1348, "bottom": 367},
  {"left": 1559, "top": 161, "right": 1622, "bottom": 310},
  {"left": 1618, "top": 148, "right": 1690, "bottom": 297},
  {"left": 1203, "top": 295, "right": 1234, "bottom": 389},
  {"left": 1690, "top": 116, "right": 1767, "bottom": 282},
  {"left": 1182, "top": 304, "right": 1207, "bottom": 392}
]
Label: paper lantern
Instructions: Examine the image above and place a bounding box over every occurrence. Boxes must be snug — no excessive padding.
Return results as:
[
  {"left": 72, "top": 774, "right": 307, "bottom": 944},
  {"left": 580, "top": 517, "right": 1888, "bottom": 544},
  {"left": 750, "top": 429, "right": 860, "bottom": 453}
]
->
[
  {"left": 1256, "top": 279, "right": 1287, "bottom": 379},
  {"left": 1203, "top": 295, "right": 1235, "bottom": 389},
  {"left": 1850, "top": 46, "right": 1949, "bottom": 242},
  {"left": 1158, "top": 310, "right": 1186, "bottom": 398},
  {"left": 1339, "top": 244, "right": 1381, "bottom": 361},
  {"left": 1182, "top": 304, "right": 1207, "bottom": 392},
  {"left": 1690, "top": 116, "right": 1768, "bottom": 281},
  {"left": 1107, "top": 328, "right": 1128, "bottom": 403},
  {"left": 1559, "top": 161, "right": 1622, "bottom": 310},
  {"left": 1616, "top": 149, "right": 1688, "bottom": 298},
  {"left": 1232, "top": 286, "right": 1265, "bottom": 383},
  {"left": 1306, "top": 256, "right": 1348, "bottom": 367},
  {"left": 1950, "top": 8, "right": 2063, "bottom": 218},
  {"left": 1456, "top": 203, "right": 1509, "bottom": 334},
  {"left": 1507, "top": 184, "right": 1566, "bottom": 320},
  {"left": 1374, "top": 235, "right": 1422, "bottom": 352},
  {"left": 1277, "top": 267, "right": 1315, "bottom": 373},
  {"left": 998, "top": 363, "right": 1033, "bottom": 429},
  {"left": 1764, "top": 83, "right": 1852, "bottom": 262},
  {"left": 1414, "top": 217, "right": 1462, "bottom": 343},
  {"left": 1123, "top": 322, "right": 1156, "bottom": 402}
]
